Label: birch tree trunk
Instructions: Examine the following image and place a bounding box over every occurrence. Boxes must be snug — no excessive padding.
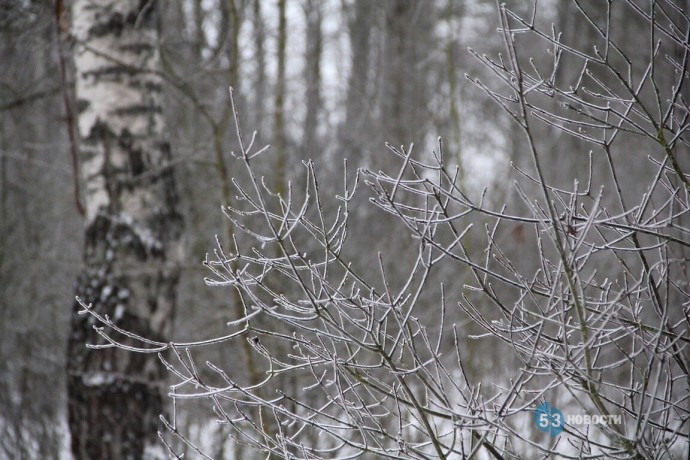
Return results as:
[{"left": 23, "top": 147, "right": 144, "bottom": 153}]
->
[
  {"left": 67, "top": 1, "right": 182, "bottom": 458},
  {"left": 302, "top": 0, "right": 322, "bottom": 155}
]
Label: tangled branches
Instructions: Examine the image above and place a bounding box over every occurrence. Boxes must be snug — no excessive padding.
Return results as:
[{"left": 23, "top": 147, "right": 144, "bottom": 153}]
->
[{"left": 77, "top": 1, "right": 690, "bottom": 458}]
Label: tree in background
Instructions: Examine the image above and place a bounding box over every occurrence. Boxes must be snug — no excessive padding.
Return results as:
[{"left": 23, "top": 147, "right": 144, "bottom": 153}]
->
[
  {"left": 67, "top": 1, "right": 182, "bottom": 458},
  {"left": 0, "top": 2, "right": 77, "bottom": 457}
]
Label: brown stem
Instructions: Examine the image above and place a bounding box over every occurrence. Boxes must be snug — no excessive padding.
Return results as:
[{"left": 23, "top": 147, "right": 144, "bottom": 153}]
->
[{"left": 54, "top": 0, "right": 85, "bottom": 218}]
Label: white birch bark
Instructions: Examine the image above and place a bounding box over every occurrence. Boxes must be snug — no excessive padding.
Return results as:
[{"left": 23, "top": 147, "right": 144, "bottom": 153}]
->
[{"left": 67, "top": 1, "right": 182, "bottom": 458}]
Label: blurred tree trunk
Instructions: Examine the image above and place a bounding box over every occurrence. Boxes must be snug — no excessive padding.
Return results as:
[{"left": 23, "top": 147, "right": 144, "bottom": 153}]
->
[
  {"left": 274, "top": 0, "right": 287, "bottom": 193},
  {"left": 192, "top": 0, "right": 205, "bottom": 60},
  {"left": 379, "top": 0, "right": 432, "bottom": 163},
  {"left": 0, "top": 2, "right": 75, "bottom": 458},
  {"left": 226, "top": 0, "right": 241, "bottom": 89},
  {"left": 339, "top": 0, "right": 374, "bottom": 163},
  {"left": 444, "top": 0, "right": 464, "bottom": 185},
  {"left": 252, "top": 0, "right": 267, "bottom": 133},
  {"left": 302, "top": 0, "right": 322, "bottom": 155},
  {"left": 67, "top": 1, "right": 182, "bottom": 458}
]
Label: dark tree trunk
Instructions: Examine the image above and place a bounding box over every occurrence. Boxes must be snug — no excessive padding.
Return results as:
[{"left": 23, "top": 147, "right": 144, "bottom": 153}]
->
[
  {"left": 302, "top": 0, "right": 322, "bottom": 155},
  {"left": 338, "top": 0, "right": 374, "bottom": 164}
]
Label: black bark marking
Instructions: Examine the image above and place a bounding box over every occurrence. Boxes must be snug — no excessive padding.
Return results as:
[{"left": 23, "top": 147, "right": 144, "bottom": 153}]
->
[
  {"left": 89, "top": 12, "right": 125, "bottom": 38},
  {"left": 119, "top": 129, "right": 145, "bottom": 176},
  {"left": 113, "top": 103, "right": 163, "bottom": 116},
  {"left": 119, "top": 42, "right": 154, "bottom": 55}
]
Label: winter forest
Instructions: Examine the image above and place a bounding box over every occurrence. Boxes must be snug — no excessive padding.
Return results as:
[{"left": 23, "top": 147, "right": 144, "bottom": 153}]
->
[{"left": 2, "top": 0, "right": 690, "bottom": 458}]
